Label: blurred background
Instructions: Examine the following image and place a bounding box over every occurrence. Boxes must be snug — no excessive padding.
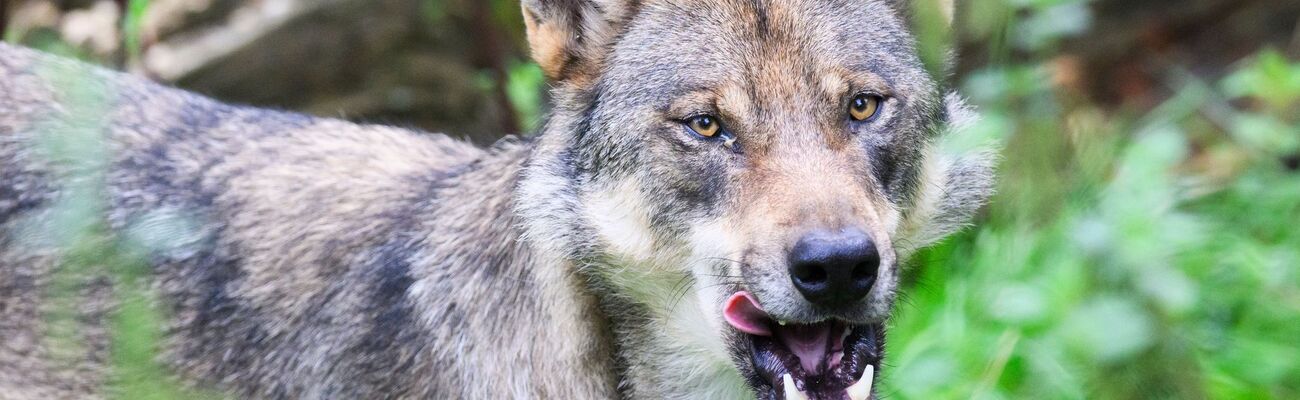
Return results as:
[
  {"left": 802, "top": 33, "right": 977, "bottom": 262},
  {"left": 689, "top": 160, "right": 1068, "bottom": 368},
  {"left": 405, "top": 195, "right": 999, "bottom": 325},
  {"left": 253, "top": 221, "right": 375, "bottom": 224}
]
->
[{"left": 3, "top": 0, "right": 1299, "bottom": 398}]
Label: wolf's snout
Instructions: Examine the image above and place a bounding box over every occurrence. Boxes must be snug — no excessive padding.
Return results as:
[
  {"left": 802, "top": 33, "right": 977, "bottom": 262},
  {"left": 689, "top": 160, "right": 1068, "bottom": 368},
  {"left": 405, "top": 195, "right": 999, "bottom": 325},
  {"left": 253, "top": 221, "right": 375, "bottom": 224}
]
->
[{"left": 788, "top": 228, "right": 880, "bottom": 308}]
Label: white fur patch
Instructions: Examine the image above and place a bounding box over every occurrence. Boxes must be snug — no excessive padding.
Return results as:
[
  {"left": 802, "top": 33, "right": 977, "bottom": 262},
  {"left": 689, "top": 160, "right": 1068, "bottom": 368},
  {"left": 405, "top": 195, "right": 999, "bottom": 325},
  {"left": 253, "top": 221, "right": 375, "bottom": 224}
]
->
[
  {"left": 662, "top": 220, "right": 753, "bottom": 397},
  {"left": 684, "top": 220, "right": 744, "bottom": 358},
  {"left": 595, "top": 214, "right": 753, "bottom": 398},
  {"left": 894, "top": 143, "right": 949, "bottom": 258},
  {"left": 582, "top": 178, "right": 662, "bottom": 263}
]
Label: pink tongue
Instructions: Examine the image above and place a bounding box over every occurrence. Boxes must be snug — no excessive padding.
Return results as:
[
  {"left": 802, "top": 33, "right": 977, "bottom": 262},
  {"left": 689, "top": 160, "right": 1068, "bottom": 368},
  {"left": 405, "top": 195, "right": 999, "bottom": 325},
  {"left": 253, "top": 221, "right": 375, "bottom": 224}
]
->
[
  {"left": 779, "top": 323, "right": 832, "bottom": 373},
  {"left": 723, "top": 292, "right": 772, "bottom": 336},
  {"left": 723, "top": 292, "right": 833, "bottom": 373}
]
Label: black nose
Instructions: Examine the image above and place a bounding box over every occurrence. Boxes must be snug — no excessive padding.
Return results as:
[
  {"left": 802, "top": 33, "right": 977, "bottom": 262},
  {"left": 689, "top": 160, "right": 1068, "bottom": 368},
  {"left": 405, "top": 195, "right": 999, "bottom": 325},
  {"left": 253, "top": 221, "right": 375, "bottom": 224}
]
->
[{"left": 788, "top": 228, "right": 880, "bottom": 308}]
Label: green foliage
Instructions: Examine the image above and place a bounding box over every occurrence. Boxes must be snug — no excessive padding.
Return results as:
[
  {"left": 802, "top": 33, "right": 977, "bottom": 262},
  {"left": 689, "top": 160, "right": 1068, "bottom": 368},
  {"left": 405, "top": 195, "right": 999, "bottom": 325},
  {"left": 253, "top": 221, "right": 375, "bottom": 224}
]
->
[
  {"left": 1221, "top": 49, "right": 1300, "bottom": 158},
  {"left": 506, "top": 61, "right": 546, "bottom": 133},
  {"left": 122, "top": 0, "right": 151, "bottom": 64},
  {"left": 884, "top": 12, "right": 1300, "bottom": 400},
  {"left": 960, "top": 0, "right": 1095, "bottom": 63},
  {"left": 472, "top": 60, "right": 547, "bottom": 134}
]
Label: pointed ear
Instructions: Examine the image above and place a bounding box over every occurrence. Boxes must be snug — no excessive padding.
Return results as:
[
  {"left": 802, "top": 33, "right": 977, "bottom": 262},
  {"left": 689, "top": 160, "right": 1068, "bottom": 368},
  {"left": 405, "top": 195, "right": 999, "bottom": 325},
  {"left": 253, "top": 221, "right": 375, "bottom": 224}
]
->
[{"left": 521, "top": 0, "right": 627, "bottom": 81}]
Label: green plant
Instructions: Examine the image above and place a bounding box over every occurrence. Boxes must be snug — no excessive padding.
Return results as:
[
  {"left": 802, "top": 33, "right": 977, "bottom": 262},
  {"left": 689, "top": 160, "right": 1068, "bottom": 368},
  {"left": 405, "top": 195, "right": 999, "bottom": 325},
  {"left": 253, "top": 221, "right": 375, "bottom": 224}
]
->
[{"left": 885, "top": 24, "right": 1300, "bottom": 400}]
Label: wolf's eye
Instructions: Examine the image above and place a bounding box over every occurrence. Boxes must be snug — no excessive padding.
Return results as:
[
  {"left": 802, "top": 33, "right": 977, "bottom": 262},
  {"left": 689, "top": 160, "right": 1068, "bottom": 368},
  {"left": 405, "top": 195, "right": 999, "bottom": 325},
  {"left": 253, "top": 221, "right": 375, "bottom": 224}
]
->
[
  {"left": 849, "top": 94, "right": 883, "bottom": 121},
  {"left": 686, "top": 115, "right": 722, "bottom": 138}
]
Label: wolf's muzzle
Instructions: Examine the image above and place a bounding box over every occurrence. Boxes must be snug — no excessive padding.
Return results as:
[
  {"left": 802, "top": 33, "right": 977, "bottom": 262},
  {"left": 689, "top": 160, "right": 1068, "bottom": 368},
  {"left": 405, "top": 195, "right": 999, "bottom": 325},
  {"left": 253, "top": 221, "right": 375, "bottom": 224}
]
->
[{"left": 787, "top": 227, "right": 880, "bottom": 309}]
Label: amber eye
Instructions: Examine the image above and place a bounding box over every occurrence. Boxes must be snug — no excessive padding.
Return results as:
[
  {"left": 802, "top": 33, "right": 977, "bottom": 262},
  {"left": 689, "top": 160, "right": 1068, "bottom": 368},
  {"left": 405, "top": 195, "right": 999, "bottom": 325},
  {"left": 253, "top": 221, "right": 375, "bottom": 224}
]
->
[
  {"left": 849, "top": 94, "right": 883, "bottom": 121},
  {"left": 686, "top": 115, "right": 722, "bottom": 138}
]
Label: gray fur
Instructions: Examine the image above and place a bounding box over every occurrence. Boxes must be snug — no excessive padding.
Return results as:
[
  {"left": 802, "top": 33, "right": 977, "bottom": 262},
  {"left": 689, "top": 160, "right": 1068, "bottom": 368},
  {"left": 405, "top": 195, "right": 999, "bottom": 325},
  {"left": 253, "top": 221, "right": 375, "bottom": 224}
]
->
[
  {"left": 0, "top": 0, "right": 996, "bottom": 398},
  {"left": 0, "top": 43, "right": 616, "bottom": 399}
]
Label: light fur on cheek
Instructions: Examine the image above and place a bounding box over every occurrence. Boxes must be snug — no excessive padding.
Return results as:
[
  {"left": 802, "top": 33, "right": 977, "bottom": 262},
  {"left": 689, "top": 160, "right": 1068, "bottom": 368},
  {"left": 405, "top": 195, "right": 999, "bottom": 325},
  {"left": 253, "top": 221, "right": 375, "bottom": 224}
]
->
[{"left": 582, "top": 178, "right": 661, "bottom": 263}]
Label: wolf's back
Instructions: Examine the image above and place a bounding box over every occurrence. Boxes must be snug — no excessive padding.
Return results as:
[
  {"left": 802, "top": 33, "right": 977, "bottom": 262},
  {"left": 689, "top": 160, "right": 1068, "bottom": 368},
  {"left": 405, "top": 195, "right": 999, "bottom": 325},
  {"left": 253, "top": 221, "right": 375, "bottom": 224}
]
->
[
  {"left": 0, "top": 42, "right": 485, "bottom": 229},
  {"left": 0, "top": 43, "right": 494, "bottom": 398}
]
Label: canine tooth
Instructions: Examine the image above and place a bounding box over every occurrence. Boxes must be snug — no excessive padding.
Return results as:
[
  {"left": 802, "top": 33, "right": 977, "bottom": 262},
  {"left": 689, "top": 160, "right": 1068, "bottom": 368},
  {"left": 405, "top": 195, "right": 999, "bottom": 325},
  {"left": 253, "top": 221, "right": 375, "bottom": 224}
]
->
[
  {"left": 846, "top": 365, "right": 875, "bottom": 400},
  {"left": 783, "top": 374, "right": 808, "bottom": 400},
  {"left": 778, "top": 320, "right": 788, "bottom": 326}
]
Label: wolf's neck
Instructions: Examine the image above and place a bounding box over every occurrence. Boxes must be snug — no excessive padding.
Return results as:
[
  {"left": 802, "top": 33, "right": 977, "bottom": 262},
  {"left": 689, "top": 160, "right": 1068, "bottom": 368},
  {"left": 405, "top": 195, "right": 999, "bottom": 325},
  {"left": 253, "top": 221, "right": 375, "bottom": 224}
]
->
[
  {"left": 510, "top": 124, "right": 754, "bottom": 397},
  {"left": 398, "top": 140, "right": 621, "bottom": 397},
  {"left": 576, "top": 256, "right": 754, "bottom": 399}
]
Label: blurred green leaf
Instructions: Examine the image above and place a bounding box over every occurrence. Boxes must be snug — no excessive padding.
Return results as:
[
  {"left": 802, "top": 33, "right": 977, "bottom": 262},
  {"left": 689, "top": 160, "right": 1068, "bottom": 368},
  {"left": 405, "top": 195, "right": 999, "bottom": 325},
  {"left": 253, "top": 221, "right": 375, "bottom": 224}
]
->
[
  {"left": 1222, "top": 49, "right": 1300, "bottom": 111},
  {"left": 506, "top": 61, "right": 546, "bottom": 133},
  {"left": 1062, "top": 296, "right": 1154, "bottom": 363},
  {"left": 123, "top": 0, "right": 150, "bottom": 63}
]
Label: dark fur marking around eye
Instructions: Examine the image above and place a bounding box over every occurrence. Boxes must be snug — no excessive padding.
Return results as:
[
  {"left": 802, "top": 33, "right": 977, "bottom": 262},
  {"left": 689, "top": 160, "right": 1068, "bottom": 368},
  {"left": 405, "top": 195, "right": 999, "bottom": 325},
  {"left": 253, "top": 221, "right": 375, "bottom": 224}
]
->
[
  {"left": 869, "top": 138, "right": 920, "bottom": 205},
  {"left": 674, "top": 159, "right": 727, "bottom": 212},
  {"left": 870, "top": 145, "right": 899, "bottom": 191}
]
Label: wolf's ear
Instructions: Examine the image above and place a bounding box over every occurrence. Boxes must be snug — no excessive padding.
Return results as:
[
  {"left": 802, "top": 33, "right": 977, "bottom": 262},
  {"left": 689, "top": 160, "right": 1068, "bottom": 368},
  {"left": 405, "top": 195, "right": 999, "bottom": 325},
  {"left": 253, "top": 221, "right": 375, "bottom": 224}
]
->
[{"left": 521, "top": 0, "right": 627, "bottom": 81}]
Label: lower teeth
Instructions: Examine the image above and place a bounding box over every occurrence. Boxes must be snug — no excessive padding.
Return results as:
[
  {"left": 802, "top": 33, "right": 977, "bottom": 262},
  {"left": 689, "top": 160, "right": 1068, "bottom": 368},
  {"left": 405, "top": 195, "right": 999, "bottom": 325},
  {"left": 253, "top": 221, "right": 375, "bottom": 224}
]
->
[
  {"left": 783, "top": 374, "right": 809, "bottom": 400},
  {"left": 845, "top": 364, "right": 875, "bottom": 400}
]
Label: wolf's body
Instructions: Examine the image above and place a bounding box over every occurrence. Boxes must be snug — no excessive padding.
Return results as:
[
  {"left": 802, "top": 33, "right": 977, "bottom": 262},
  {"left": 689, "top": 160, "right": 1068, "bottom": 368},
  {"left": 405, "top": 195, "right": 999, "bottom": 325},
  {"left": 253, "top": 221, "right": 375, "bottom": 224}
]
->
[
  {"left": 0, "top": 44, "right": 618, "bottom": 398},
  {"left": 1, "top": 0, "right": 995, "bottom": 399}
]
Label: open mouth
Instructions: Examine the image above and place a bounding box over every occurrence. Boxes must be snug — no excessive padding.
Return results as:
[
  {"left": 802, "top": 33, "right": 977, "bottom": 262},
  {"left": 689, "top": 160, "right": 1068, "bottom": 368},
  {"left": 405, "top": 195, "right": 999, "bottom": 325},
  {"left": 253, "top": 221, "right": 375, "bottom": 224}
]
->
[{"left": 724, "top": 292, "right": 880, "bottom": 400}]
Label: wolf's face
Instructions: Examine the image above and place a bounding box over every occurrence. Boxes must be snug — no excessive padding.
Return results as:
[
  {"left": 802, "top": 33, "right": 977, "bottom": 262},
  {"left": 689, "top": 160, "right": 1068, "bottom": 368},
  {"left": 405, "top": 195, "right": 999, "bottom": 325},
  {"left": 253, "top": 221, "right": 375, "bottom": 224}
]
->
[{"left": 518, "top": 0, "right": 988, "bottom": 399}]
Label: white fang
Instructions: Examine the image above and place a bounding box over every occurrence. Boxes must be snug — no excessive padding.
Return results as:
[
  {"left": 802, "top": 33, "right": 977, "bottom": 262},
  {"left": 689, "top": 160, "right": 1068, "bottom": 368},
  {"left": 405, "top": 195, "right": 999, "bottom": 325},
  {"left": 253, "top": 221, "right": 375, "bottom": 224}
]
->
[
  {"left": 783, "top": 374, "right": 809, "bottom": 400},
  {"left": 846, "top": 364, "right": 875, "bottom": 400}
]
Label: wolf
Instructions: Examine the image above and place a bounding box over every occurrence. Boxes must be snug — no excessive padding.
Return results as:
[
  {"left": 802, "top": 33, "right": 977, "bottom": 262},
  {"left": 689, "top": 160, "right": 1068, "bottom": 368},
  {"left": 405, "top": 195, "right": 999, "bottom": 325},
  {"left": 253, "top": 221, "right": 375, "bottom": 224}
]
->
[{"left": 0, "top": 0, "right": 995, "bottom": 399}]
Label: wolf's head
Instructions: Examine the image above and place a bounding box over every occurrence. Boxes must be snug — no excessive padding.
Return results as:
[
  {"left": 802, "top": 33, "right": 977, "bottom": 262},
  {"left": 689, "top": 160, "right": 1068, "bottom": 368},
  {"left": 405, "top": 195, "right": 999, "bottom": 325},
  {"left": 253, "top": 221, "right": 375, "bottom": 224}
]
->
[{"left": 515, "top": 0, "right": 994, "bottom": 398}]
